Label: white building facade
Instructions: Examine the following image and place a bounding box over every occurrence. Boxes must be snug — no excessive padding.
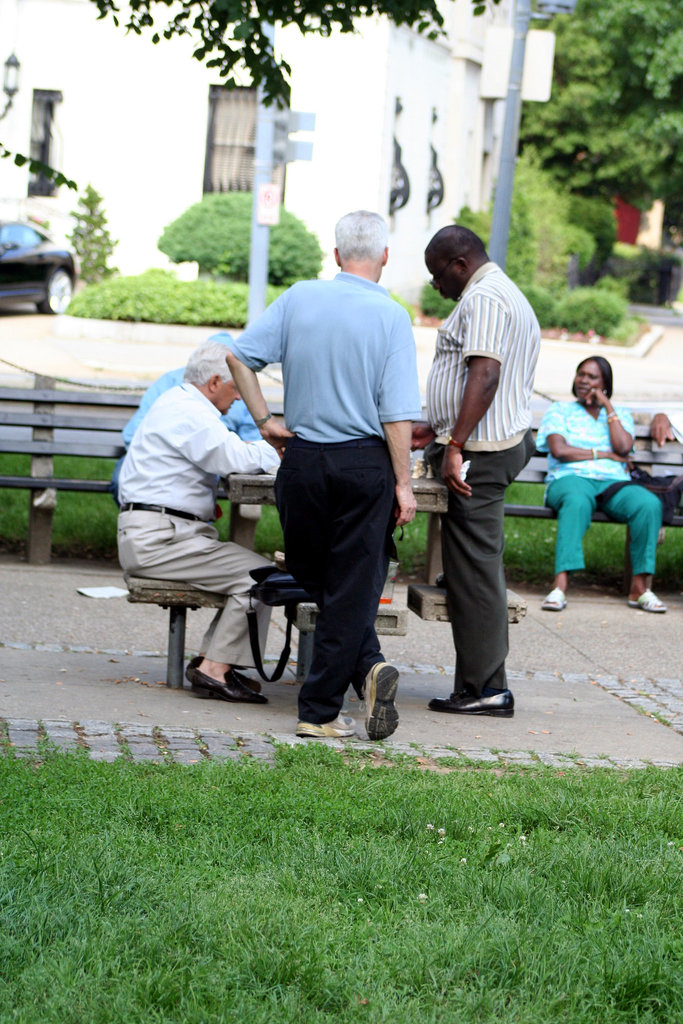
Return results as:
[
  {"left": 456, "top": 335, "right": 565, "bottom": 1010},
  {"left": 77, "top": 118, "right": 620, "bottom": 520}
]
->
[{"left": 0, "top": 0, "right": 511, "bottom": 301}]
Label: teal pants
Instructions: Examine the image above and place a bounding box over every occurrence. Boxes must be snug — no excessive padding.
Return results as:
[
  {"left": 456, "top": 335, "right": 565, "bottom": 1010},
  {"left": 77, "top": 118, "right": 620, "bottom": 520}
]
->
[{"left": 545, "top": 476, "right": 662, "bottom": 576}]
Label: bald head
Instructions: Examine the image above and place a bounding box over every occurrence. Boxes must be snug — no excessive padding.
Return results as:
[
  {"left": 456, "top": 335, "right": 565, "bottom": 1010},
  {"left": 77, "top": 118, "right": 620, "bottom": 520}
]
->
[
  {"left": 425, "top": 225, "right": 490, "bottom": 302},
  {"left": 425, "top": 225, "right": 488, "bottom": 265}
]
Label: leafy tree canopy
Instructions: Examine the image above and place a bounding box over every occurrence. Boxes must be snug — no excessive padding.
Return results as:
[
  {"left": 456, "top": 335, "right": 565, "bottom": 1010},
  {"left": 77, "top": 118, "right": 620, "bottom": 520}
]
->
[
  {"left": 90, "top": 0, "right": 495, "bottom": 106},
  {"left": 519, "top": 0, "right": 683, "bottom": 210}
]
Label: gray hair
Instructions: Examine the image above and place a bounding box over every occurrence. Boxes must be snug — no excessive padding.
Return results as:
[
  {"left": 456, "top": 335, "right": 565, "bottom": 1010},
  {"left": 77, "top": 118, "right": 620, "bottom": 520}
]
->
[
  {"left": 183, "top": 340, "right": 233, "bottom": 386},
  {"left": 335, "top": 211, "right": 388, "bottom": 262}
]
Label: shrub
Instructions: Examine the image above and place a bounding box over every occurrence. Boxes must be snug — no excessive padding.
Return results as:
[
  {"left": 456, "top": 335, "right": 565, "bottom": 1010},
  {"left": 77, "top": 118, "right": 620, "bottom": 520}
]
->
[
  {"left": 419, "top": 282, "right": 456, "bottom": 320},
  {"left": 158, "top": 193, "right": 323, "bottom": 285},
  {"left": 390, "top": 292, "right": 416, "bottom": 321},
  {"left": 67, "top": 269, "right": 285, "bottom": 326},
  {"left": 594, "top": 275, "right": 629, "bottom": 298},
  {"left": 456, "top": 154, "right": 598, "bottom": 292},
  {"left": 563, "top": 223, "right": 596, "bottom": 271},
  {"left": 567, "top": 195, "right": 616, "bottom": 268},
  {"left": 554, "top": 287, "right": 628, "bottom": 337},
  {"left": 67, "top": 184, "right": 118, "bottom": 285},
  {"left": 520, "top": 284, "right": 559, "bottom": 328},
  {"left": 604, "top": 244, "right": 682, "bottom": 304}
]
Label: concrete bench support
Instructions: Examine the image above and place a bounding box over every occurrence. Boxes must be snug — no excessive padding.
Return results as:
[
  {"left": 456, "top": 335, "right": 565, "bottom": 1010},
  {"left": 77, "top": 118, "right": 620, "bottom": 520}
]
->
[
  {"left": 125, "top": 575, "right": 409, "bottom": 687},
  {"left": 408, "top": 584, "right": 527, "bottom": 624}
]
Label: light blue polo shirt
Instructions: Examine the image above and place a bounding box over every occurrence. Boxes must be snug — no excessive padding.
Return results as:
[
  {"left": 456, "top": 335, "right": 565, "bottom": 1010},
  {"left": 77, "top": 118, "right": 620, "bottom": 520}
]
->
[{"left": 229, "top": 273, "right": 422, "bottom": 443}]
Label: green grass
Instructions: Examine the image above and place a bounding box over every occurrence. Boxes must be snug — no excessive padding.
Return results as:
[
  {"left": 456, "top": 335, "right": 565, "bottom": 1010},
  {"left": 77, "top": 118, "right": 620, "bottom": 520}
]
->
[
  {"left": 0, "top": 749, "right": 681, "bottom": 1023},
  {"left": 2, "top": 455, "right": 682, "bottom": 588}
]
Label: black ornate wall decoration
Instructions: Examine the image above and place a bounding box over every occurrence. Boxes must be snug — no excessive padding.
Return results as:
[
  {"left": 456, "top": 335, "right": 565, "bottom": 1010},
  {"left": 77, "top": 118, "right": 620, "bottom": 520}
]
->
[
  {"left": 389, "top": 137, "right": 410, "bottom": 215},
  {"left": 427, "top": 144, "right": 445, "bottom": 212}
]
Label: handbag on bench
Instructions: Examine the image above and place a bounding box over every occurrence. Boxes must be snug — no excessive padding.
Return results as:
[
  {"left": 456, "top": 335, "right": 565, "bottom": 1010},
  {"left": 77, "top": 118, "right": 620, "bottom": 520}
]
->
[{"left": 247, "top": 566, "right": 312, "bottom": 681}]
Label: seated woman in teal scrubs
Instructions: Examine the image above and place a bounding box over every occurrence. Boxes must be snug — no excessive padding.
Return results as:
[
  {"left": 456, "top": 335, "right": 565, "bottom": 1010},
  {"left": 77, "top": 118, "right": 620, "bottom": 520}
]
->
[{"left": 536, "top": 356, "right": 666, "bottom": 614}]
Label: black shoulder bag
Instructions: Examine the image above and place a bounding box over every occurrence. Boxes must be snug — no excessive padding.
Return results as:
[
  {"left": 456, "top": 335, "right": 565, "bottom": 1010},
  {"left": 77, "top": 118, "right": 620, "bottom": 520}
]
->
[
  {"left": 597, "top": 467, "right": 683, "bottom": 525},
  {"left": 246, "top": 566, "right": 312, "bottom": 681}
]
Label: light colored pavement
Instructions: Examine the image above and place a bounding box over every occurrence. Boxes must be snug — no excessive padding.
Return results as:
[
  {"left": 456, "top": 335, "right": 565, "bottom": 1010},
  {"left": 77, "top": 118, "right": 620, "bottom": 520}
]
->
[
  {"left": 1, "top": 310, "right": 682, "bottom": 767},
  {"left": 2, "top": 309, "right": 683, "bottom": 409},
  {"left": 1, "top": 554, "right": 681, "bottom": 766}
]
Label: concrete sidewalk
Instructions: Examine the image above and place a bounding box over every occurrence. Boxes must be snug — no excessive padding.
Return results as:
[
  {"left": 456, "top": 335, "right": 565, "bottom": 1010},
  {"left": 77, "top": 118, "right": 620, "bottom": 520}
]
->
[{"left": 1, "top": 554, "right": 681, "bottom": 767}]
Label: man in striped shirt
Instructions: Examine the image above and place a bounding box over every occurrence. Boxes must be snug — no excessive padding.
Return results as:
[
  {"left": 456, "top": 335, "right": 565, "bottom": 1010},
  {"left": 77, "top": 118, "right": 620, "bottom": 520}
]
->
[{"left": 413, "top": 226, "right": 540, "bottom": 717}]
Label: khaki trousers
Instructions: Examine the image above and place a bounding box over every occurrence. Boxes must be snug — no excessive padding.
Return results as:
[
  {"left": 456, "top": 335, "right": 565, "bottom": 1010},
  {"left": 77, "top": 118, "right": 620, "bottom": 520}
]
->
[{"left": 117, "top": 510, "right": 271, "bottom": 666}]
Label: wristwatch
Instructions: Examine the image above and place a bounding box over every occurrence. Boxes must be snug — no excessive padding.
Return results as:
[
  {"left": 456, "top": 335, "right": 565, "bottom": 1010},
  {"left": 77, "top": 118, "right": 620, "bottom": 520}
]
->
[{"left": 447, "top": 436, "right": 465, "bottom": 450}]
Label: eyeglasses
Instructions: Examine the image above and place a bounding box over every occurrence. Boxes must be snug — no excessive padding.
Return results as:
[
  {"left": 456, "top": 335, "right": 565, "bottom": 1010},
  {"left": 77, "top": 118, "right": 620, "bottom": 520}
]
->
[{"left": 429, "top": 256, "right": 458, "bottom": 287}]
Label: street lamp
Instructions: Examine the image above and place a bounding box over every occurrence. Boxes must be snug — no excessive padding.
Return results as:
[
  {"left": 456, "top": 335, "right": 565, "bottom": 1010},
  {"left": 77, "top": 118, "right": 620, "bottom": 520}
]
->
[
  {"left": 0, "top": 53, "right": 20, "bottom": 121},
  {"left": 488, "top": 1, "right": 576, "bottom": 268}
]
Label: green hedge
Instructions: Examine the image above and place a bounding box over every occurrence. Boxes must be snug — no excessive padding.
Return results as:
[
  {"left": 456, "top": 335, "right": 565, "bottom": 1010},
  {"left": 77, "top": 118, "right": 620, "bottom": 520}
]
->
[
  {"left": 554, "top": 287, "right": 628, "bottom": 337},
  {"left": 604, "top": 243, "right": 681, "bottom": 304},
  {"left": 158, "top": 193, "right": 323, "bottom": 285},
  {"left": 67, "top": 270, "right": 285, "bottom": 326},
  {"left": 419, "top": 283, "right": 456, "bottom": 320},
  {"left": 520, "top": 284, "right": 559, "bottom": 329}
]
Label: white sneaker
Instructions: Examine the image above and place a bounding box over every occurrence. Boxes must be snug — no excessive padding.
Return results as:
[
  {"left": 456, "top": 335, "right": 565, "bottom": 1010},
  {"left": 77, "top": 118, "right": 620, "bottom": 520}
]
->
[{"left": 296, "top": 714, "right": 356, "bottom": 738}]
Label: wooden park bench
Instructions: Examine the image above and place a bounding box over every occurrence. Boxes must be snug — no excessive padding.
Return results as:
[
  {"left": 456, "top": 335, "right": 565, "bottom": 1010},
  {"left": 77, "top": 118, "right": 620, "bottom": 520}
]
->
[{"left": 0, "top": 380, "right": 263, "bottom": 562}]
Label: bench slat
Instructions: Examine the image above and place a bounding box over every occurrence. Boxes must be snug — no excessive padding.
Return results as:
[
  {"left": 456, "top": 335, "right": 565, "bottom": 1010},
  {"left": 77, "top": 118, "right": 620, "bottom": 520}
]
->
[
  {"left": 1, "top": 440, "right": 125, "bottom": 458},
  {"left": 0, "top": 387, "right": 141, "bottom": 407},
  {"left": 0, "top": 410, "right": 130, "bottom": 431}
]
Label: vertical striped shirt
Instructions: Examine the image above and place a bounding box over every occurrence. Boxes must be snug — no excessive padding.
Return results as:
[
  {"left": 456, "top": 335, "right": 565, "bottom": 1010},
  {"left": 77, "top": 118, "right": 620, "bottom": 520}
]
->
[{"left": 426, "top": 262, "right": 541, "bottom": 451}]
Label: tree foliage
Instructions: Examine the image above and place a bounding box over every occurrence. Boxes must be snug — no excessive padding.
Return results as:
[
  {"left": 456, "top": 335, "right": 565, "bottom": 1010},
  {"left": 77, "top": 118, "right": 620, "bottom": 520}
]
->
[
  {"left": 68, "top": 184, "right": 119, "bottom": 284},
  {"left": 519, "top": 0, "right": 683, "bottom": 210}
]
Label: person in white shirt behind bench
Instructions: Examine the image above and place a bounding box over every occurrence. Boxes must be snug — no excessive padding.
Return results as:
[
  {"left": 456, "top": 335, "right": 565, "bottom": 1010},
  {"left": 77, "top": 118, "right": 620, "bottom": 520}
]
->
[{"left": 117, "top": 339, "right": 280, "bottom": 704}]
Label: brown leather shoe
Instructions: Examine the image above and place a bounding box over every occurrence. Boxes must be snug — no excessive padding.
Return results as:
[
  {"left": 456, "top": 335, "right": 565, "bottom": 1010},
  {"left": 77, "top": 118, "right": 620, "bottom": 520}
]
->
[
  {"left": 186, "top": 660, "right": 268, "bottom": 704},
  {"left": 428, "top": 690, "right": 514, "bottom": 718}
]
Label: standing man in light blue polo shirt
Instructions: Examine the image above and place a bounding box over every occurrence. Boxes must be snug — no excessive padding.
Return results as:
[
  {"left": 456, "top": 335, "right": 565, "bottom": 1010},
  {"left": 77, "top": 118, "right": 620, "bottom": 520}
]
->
[{"left": 226, "top": 211, "right": 422, "bottom": 741}]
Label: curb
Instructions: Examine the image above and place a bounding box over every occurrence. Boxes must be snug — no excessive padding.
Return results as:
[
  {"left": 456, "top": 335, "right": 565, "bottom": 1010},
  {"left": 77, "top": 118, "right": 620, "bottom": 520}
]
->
[{"left": 1, "top": 718, "right": 678, "bottom": 771}]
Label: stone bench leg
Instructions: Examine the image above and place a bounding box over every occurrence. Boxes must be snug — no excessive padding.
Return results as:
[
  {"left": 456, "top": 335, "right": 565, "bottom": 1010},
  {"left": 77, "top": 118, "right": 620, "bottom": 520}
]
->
[
  {"left": 167, "top": 606, "right": 187, "bottom": 688},
  {"left": 229, "top": 503, "right": 262, "bottom": 549},
  {"left": 296, "top": 631, "right": 315, "bottom": 683}
]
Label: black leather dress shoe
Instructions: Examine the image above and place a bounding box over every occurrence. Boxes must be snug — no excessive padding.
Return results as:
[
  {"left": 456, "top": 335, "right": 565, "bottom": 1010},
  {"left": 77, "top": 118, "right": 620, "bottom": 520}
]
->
[
  {"left": 186, "top": 659, "right": 268, "bottom": 704},
  {"left": 186, "top": 656, "right": 263, "bottom": 696},
  {"left": 428, "top": 690, "right": 514, "bottom": 717}
]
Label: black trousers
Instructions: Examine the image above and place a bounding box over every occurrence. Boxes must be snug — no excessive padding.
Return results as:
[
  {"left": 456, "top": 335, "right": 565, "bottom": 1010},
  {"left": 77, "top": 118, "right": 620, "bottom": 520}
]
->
[
  {"left": 427, "top": 430, "right": 535, "bottom": 697},
  {"left": 274, "top": 438, "right": 395, "bottom": 723}
]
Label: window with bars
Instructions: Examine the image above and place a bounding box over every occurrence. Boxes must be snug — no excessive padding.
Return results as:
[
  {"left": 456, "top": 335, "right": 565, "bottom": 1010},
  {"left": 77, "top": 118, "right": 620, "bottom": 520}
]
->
[
  {"left": 203, "top": 86, "right": 257, "bottom": 193},
  {"left": 28, "top": 89, "right": 63, "bottom": 197},
  {"left": 203, "top": 85, "right": 285, "bottom": 195}
]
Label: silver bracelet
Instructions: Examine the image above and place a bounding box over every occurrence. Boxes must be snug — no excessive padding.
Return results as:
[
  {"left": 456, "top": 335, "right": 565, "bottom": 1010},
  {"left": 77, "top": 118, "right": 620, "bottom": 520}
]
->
[{"left": 254, "top": 413, "right": 272, "bottom": 427}]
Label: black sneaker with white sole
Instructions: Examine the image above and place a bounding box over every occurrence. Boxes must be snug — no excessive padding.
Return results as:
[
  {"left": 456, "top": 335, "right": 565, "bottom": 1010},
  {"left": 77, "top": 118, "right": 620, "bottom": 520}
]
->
[{"left": 364, "top": 662, "right": 399, "bottom": 740}]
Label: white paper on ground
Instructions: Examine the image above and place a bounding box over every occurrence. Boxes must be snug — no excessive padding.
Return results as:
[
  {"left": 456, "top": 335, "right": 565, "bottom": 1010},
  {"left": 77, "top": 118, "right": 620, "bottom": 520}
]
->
[{"left": 76, "top": 586, "right": 129, "bottom": 599}]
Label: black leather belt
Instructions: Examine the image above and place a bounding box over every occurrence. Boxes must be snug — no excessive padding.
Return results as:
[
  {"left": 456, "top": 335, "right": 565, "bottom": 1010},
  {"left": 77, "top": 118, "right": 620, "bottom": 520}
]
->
[{"left": 120, "top": 502, "right": 203, "bottom": 522}]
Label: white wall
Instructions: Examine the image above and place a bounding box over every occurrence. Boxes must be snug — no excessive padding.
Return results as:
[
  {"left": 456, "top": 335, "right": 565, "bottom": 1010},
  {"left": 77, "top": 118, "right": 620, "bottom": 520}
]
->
[
  {"left": 0, "top": 0, "right": 509, "bottom": 302},
  {"left": 0, "top": 0, "right": 211, "bottom": 271}
]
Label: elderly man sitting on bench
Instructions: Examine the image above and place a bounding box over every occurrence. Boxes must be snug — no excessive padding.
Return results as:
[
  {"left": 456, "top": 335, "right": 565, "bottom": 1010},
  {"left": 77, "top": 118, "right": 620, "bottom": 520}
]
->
[{"left": 117, "top": 339, "right": 280, "bottom": 704}]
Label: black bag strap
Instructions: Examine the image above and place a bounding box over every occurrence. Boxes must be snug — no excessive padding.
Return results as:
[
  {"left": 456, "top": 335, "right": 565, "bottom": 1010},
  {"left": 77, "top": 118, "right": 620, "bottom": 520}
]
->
[{"left": 247, "top": 602, "right": 296, "bottom": 682}]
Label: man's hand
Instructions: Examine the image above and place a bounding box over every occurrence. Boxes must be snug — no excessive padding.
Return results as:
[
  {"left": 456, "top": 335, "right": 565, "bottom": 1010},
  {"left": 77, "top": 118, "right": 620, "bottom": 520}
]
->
[
  {"left": 411, "top": 421, "right": 436, "bottom": 450},
  {"left": 261, "top": 418, "right": 294, "bottom": 454},
  {"left": 394, "top": 482, "right": 417, "bottom": 526},
  {"left": 650, "top": 412, "right": 674, "bottom": 447},
  {"left": 441, "top": 445, "right": 472, "bottom": 497}
]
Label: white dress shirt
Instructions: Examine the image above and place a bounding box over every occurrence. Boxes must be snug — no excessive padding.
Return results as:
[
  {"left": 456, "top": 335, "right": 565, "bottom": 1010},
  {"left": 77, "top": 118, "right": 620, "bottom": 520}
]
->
[{"left": 119, "top": 383, "right": 279, "bottom": 520}]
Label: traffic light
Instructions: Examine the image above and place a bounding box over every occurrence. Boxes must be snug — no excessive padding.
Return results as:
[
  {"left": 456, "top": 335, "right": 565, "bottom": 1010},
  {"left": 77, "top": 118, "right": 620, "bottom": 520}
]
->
[{"left": 272, "top": 108, "right": 316, "bottom": 167}]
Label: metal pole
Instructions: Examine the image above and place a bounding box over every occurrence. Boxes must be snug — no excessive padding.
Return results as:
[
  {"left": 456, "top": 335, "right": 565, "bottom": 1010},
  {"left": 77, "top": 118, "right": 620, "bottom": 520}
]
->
[
  {"left": 488, "top": 0, "right": 532, "bottom": 269},
  {"left": 247, "top": 22, "right": 276, "bottom": 324}
]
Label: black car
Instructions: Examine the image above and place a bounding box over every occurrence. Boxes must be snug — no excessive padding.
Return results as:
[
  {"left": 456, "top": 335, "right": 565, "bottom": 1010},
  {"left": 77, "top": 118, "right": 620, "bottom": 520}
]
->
[{"left": 0, "top": 220, "right": 77, "bottom": 314}]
